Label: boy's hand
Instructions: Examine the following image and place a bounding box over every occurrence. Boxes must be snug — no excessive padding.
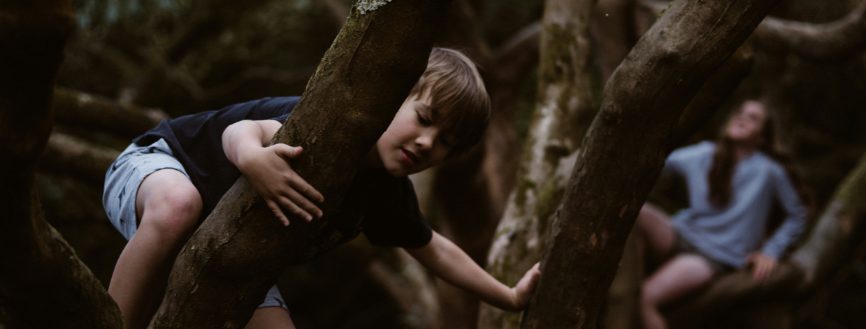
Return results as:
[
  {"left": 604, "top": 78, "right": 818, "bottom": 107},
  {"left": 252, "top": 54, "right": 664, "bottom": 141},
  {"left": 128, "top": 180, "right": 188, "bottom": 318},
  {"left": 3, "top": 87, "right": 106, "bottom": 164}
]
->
[
  {"left": 509, "top": 262, "right": 542, "bottom": 311},
  {"left": 239, "top": 143, "right": 324, "bottom": 226}
]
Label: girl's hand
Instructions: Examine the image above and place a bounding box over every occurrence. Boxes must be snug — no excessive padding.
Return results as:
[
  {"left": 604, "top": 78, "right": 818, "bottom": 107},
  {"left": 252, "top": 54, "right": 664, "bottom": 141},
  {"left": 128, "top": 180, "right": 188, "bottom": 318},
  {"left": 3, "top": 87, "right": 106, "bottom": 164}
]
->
[
  {"left": 747, "top": 252, "right": 777, "bottom": 282},
  {"left": 238, "top": 143, "right": 324, "bottom": 226},
  {"left": 509, "top": 262, "right": 542, "bottom": 311}
]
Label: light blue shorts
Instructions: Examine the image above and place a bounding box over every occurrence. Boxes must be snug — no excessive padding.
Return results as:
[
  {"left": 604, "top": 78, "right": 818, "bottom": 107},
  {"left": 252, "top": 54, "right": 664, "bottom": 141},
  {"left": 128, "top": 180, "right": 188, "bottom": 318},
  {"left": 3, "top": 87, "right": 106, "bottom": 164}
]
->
[{"left": 102, "top": 138, "right": 287, "bottom": 309}]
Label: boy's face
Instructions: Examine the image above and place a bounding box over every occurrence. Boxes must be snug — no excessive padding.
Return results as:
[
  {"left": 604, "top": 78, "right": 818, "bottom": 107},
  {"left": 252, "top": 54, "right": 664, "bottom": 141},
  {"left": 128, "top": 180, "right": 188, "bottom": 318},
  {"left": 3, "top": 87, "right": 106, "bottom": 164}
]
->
[{"left": 369, "top": 92, "right": 452, "bottom": 177}]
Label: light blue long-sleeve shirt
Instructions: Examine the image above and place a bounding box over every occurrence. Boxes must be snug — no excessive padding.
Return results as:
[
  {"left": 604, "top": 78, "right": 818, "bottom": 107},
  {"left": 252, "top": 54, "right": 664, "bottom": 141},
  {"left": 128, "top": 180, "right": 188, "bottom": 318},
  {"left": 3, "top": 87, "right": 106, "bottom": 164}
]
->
[{"left": 665, "top": 141, "right": 807, "bottom": 268}]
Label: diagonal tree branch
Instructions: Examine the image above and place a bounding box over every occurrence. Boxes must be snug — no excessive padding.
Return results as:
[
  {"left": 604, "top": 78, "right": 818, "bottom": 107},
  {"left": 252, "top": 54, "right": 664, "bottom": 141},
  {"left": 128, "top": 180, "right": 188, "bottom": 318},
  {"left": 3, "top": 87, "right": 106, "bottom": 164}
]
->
[
  {"left": 150, "top": 1, "right": 451, "bottom": 328},
  {"left": 520, "top": 0, "right": 781, "bottom": 327}
]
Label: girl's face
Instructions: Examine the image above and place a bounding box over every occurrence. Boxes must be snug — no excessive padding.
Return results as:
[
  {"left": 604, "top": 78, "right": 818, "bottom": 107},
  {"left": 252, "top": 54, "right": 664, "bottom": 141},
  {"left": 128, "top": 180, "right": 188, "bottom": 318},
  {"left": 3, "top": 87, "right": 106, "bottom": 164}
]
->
[
  {"left": 724, "top": 101, "right": 768, "bottom": 146},
  {"left": 368, "top": 92, "right": 452, "bottom": 177}
]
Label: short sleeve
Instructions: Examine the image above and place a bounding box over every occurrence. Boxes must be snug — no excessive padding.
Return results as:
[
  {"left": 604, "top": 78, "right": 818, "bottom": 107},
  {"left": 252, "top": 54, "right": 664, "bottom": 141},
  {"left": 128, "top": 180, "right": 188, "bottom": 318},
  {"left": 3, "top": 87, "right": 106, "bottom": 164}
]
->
[{"left": 361, "top": 174, "right": 433, "bottom": 248}]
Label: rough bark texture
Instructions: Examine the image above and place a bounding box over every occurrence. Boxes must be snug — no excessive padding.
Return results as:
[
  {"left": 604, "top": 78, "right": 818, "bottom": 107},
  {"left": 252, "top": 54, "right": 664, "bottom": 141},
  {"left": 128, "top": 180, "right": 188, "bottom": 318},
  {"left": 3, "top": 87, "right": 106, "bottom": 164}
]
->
[
  {"left": 601, "top": 46, "right": 754, "bottom": 329},
  {"left": 519, "top": 1, "right": 780, "bottom": 328},
  {"left": 0, "top": 1, "right": 124, "bottom": 328},
  {"left": 478, "top": 0, "right": 600, "bottom": 328},
  {"left": 150, "top": 1, "right": 449, "bottom": 328}
]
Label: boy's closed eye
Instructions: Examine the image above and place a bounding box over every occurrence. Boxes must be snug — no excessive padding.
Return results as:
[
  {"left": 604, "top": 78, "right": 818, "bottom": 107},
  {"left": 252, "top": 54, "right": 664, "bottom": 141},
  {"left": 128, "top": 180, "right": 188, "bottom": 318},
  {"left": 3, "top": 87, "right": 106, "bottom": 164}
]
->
[{"left": 415, "top": 109, "right": 433, "bottom": 126}]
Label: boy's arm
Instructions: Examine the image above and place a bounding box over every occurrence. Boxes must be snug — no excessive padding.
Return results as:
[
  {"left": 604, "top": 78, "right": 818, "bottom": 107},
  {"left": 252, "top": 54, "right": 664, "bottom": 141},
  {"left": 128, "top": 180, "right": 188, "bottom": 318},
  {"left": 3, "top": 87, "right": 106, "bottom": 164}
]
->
[
  {"left": 405, "top": 232, "right": 541, "bottom": 311},
  {"left": 222, "top": 119, "right": 324, "bottom": 225}
]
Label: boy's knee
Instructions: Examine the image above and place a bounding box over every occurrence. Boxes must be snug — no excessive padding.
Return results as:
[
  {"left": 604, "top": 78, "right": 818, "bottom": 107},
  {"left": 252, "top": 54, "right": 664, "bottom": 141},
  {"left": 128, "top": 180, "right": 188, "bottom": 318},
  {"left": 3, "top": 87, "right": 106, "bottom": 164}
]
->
[{"left": 142, "top": 183, "right": 202, "bottom": 239}]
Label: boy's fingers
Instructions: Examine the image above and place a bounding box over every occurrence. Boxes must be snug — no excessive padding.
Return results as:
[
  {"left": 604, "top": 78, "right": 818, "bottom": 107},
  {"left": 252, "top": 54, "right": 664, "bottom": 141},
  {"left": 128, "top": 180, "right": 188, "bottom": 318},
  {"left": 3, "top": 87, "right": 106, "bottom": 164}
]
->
[
  {"left": 288, "top": 175, "right": 325, "bottom": 203},
  {"left": 266, "top": 200, "right": 290, "bottom": 226},
  {"left": 284, "top": 188, "right": 323, "bottom": 218},
  {"left": 278, "top": 196, "right": 313, "bottom": 222}
]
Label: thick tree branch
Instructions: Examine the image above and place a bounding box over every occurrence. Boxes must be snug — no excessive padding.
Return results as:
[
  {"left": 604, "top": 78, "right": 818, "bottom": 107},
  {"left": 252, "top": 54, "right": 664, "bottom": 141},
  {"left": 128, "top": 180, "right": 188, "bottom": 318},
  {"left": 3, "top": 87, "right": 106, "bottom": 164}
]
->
[
  {"left": 40, "top": 132, "right": 120, "bottom": 184},
  {"left": 643, "top": 0, "right": 866, "bottom": 62},
  {"left": 521, "top": 1, "right": 781, "bottom": 328},
  {"left": 752, "top": 1, "right": 866, "bottom": 62},
  {"left": 0, "top": 1, "right": 123, "bottom": 328},
  {"left": 53, "top": 87, "right": 167, "bottom": 139},
  {"left": 479, "top": 0, "right": 599, "bottom": 328},
  {"left": 151, "top": 1, "right": 450, "bottom": 328}
]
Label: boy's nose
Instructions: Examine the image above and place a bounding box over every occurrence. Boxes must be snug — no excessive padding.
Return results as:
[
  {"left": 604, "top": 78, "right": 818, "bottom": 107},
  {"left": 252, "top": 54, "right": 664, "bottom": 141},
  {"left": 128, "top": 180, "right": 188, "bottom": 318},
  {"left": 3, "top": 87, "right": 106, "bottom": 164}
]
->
[{"left": 416, "top": 129, "right": 437, "bottom": 150}]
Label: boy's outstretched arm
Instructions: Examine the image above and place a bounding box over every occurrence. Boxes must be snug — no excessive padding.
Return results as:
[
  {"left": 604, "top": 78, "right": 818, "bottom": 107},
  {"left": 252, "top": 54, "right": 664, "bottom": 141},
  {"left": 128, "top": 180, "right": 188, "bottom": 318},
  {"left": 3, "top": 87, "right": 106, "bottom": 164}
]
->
[
  {"left": 405, "top": 232, "right": 541, "bottom": 311},
  {"left": 222, "top": 119, "right": 324, "bottom": 225}
]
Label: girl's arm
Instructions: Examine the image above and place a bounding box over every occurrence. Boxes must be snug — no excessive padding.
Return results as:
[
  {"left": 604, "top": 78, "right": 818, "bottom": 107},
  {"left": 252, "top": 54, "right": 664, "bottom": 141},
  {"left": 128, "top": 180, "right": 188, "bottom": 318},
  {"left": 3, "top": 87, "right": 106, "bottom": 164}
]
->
[
  {"left": 222, "top": 119, "right": 324, "bottom": 225},
  {"left": 760, "top": 165, "right": 808, "bottom": 260},
  {"left": 405, "top": 232, "right": 541, "bottom": 311},
  {"left": 750, "top": 164, "right": 808, "bottom": 281}
]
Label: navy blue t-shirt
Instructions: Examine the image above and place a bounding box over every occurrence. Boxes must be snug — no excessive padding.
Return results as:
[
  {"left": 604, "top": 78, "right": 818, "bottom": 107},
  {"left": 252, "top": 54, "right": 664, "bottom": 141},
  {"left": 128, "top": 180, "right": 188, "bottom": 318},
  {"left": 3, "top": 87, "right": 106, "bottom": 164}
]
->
[{"left": 132, "top": 97, "right": 432, "bottom": 249}]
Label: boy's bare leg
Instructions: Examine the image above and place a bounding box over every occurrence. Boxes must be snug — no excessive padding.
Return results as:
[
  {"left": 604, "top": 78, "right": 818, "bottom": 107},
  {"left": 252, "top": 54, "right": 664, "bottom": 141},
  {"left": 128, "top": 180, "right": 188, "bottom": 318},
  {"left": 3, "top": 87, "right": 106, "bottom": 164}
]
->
[
  {"left": 640, "top": 255, "right": 714, "bottom": 329},
  {"left": 245, "top": 308, "right": 296, "bottom": 329},
  {"left": 109, "top": 169, "right": 202, "bottom": 329}
]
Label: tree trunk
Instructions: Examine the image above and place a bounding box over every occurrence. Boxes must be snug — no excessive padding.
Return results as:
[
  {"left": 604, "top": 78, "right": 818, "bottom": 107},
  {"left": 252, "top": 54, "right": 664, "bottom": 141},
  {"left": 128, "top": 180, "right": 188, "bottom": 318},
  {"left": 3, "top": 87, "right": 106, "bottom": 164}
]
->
[
  {"left": 478, "top": 0, "right": 601, "bottom": 328},
  {"left": 0, "top": 1, "right": 124, "bottom": 328},
  {"left": 150, "top": 1, "right": 450, "bottom": 328},
  {"left": 601, "top": 47, "right": 754, "bottom": 329},
  {"left": 520, "top": 1, "right": 780, "bottom": 328}
]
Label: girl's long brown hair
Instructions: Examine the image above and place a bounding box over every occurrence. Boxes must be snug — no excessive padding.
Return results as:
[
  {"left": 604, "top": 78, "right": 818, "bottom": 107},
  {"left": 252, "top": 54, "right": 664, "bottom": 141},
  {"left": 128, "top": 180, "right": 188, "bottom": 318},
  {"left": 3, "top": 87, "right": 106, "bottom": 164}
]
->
[{"left": 707, "top": 102, "right": 812, "bottom": 213}]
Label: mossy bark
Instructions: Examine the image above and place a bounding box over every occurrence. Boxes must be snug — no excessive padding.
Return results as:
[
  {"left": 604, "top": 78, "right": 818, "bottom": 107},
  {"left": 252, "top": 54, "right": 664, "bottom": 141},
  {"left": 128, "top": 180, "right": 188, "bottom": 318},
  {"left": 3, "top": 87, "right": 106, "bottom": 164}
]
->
[
  {"left": 478, "top": 0, "right": 599, "bottom": 328},
  {"left": 519, "top": 1, "right": 780, "bottom": 328},
  {"left": 150, "top": 1, "right": 450, "bottom": 328},
  {"left": 0, "top": 1, "right": 124, "bottom": 328}
]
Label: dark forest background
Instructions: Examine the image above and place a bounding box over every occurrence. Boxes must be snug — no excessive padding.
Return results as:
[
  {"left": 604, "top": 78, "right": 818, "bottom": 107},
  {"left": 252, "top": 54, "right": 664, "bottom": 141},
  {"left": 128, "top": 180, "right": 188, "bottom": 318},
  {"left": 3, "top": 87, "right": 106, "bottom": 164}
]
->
[{"left": 26, "top": 0, "right": 866, "bottom": 328}]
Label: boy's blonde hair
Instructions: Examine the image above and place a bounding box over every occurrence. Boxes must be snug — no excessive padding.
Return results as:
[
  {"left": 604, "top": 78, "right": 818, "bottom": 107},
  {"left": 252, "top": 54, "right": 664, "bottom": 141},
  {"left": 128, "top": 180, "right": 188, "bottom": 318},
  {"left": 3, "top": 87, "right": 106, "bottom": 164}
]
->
[{"left": 409, "top": 47, "right": 490, "bottom": 155}]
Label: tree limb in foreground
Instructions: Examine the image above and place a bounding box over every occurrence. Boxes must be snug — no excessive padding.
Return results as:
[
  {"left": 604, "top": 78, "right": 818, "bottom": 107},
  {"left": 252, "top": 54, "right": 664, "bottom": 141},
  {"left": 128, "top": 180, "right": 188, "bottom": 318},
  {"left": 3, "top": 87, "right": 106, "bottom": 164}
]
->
[
  {"left": 520, "top": 0, "right": 780, "bottom": 328},
  {"left": 150, "top": 1, "right": 451, "bottom": 328},
  {"left": 0, "top": 1, "right": 123, "bottom": 328}
]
